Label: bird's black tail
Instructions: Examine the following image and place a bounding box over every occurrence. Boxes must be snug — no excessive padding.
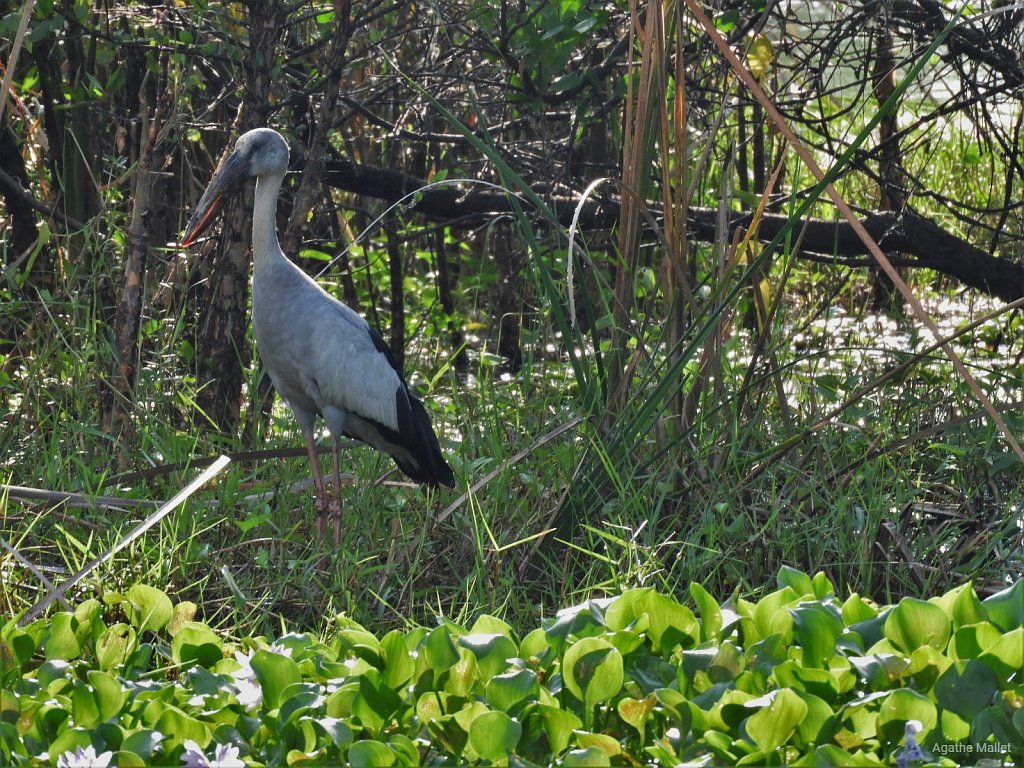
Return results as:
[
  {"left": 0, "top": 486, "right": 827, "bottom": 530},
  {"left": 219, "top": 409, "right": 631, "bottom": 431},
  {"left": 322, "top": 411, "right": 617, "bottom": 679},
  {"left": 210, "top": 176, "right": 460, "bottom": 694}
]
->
[
  {"left": 383, "top": 389, "right": 454, "bottom": 488},
  {"left": 399, "top": 398, "right": 455, "bottom": 488}
]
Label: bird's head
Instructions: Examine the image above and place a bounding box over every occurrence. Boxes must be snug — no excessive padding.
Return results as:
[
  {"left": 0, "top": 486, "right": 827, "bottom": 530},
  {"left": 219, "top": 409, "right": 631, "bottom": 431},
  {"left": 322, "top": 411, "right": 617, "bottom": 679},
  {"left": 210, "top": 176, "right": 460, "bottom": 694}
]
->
[{"left": 180, "top": 128, "right": 289, "bottom": 247}]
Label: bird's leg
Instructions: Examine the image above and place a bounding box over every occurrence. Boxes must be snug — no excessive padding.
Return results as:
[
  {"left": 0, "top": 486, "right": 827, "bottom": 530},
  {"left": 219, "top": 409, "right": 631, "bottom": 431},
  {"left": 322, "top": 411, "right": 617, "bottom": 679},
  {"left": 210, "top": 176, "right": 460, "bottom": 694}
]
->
[
  {"left": 329, "top": 436, "right": 344, "bottom": 547},
  {"left": 302, "top": 431, "right": 329, "bottom": 540}
]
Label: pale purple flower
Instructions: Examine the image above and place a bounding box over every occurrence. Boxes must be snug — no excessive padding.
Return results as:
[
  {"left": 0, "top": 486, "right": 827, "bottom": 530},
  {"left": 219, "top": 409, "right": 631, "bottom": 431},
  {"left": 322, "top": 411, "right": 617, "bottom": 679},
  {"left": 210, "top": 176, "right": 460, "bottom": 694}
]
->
[
  {"left": 181, "top": 739, "right": 244, "bottom": 768},
  {"left": 56, "top": 745, "right": 113, "bottom": 768},
  {"left": 895, "top": 720, "right": 925, "bottom": 768}
]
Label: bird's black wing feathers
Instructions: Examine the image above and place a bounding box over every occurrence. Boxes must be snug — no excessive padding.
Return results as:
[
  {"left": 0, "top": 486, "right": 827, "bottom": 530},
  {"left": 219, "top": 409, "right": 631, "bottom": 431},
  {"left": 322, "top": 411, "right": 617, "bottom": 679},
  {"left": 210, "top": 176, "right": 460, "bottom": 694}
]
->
[{"left": 350, "top": 322, "right": 455, "bottom": 488}]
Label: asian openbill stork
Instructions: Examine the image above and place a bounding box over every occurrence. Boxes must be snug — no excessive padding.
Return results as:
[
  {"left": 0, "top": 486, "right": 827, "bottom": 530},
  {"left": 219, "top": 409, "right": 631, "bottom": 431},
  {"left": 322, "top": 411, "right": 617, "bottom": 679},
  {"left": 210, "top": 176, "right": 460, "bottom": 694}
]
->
[{"left": 180, "top": 128, "right": 455, "bottom": 546}]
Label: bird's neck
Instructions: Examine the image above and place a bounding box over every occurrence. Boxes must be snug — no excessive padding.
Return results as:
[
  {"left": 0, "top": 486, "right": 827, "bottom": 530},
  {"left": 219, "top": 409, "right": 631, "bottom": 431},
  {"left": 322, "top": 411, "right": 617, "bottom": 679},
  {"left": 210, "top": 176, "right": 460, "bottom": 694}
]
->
[{"left": 251, "top": 171, "right": 287, "bottom": 269}]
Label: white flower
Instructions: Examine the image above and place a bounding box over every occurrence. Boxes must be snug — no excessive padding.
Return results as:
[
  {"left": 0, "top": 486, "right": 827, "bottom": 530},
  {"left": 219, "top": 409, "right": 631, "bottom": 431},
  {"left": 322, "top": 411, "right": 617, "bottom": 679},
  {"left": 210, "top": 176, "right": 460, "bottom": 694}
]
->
[
  {"left": 231, "top": 650, "right": 263, "bottom": 710},
  {"left": 181, "top": 739, "right": 244, "bottom": 768},
  {"left": 56, "top": 745, "right": 113, "bottom": 768}
]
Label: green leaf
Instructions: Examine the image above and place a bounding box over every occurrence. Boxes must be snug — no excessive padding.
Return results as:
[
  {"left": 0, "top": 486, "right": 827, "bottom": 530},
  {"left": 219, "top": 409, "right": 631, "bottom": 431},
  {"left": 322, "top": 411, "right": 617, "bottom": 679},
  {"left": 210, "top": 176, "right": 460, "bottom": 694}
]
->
[
  {"left": 535, "top": 704, "right": 582, "bottom": 754},
  {"left": 87, "top": 670, "right": 127, "bottom": 721},
  {"left": 250, "top": 650, "right": 301, "bottom": 710},
  {"left": 977, "top": 627, "right": 1024, "bottom": 678},
  {"left": 170, "top": 622, "right": 223, "bottom": 666},
  {"left": 791, "top": 601, "right": 843, "bottom": 667},
  {"left": 562, "top": 637, "right": 624, "bottom": 706},
  {"left": 877, "top": 688, "right": 936, "bottom": 742},
  {"left": 346, "top": 739, "right": 396, "bottom": 767},
  {"left": 776, "top": 566, "right": 815, "bottom": 597},
  {"left": 747, "top": 34, "right": 774, "bottom": 79},
  {"left": 97, "top": 623, "right": 136, "bottom": 670},
  {"left": 153, "top": 704, "right": 209, "bottom": 748},
  {"left": 884, "top": 597, "right": 950, "bottom": 652},
  {"left": 950, "top": 622, "right": 1002, "bottom": 661},
  {"left": 421, "top": 626, "right": 460, "bottom": 672},
  {"left": 618, "top": 694, "right": 656, "bottom": 743},
  {"left": 563, "top": 746, "right": 611, "bottom": 767},
  {"left": 689, "top": 582, "right": 723, "bottom": 642},
  {"left": 379, "top": 630, "right": 414, "bottom": 689},
  {"left": 468, "top": 710, "right": 521, "bottom": 762},
  {"left": 120, "top": 730, "right": 164, "bottom": 762},
  {"left": 44, "top": 613, "right": 81, "bottom": 660},
  {"left": 459, "top": 633, "right": 518, "bottom": 679},
  {"left": 126, "top": 585, "right": 173, "bottom": 633},
  {"left": 982, "top": 581, "right": 1024, "bottom": 631},
  {"left": 485, "top": 668, "right": 538, "bottom": 712},
  {"left": 933, "top": 660, "right": 998, "bottom": 721},
  {"left": 745, "top": 688, "right": 807, "bottom": 753}
]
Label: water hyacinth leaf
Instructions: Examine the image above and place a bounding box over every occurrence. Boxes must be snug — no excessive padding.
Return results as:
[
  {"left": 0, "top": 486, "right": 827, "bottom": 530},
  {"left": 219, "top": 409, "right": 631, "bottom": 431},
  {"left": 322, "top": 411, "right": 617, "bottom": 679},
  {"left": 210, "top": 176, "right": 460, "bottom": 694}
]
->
[
  {"left": 943, "top": 583, "right": 987, "bottom": 629},
  {"left": 933, "top": 660, "right": 998, "bottom": 722},
  {"left": 353, "top": 671, "right": 404, "bottom": 733},
  {"left": 379, "top": 630, "right": 414, "bottom": 689},
  {"left": 950, "top": 622, "right": 1002, "bottom": 661},
  {"left": 96, "top": 624, "right": 133, "bottom": 671},
  {"left": 71, "top": 679, "right": 101, "bottom": 728},
  {"left": 776, "top": 566, "right": 815, "bottom": 597},
  {"left": 346, "top": 739, "right": 396, "bottom": 767},
  {"left": 690, "top": 581, "right": 723, "bottom": 642},
  {"left": 468, "top": 710, "right": 522, "bottom": 762},
  {"left": 250, "top": 649, "right": 301, "bottom": 709},
  {"left": 563, "top": 746, "right": 611, "bottom": 767},
  {"left": 459, "top": 633, "right": 518, "bottom": 679},
  {"left": 618, "top": 694, "right": 656, "bottom": 741},
  {"left": 314, "top": 717, "right": 354, "bottom": 749},
  {"left": 877, "top": 688, "right": 936, "bottom": 742},
  {"left": 636, "top": 590, "right": 699, "bottom": 651},
  {"left": 562, "top": 637, "right": 624, "bottom": 706},
  {"left": 126, "top": 584, "right": 173, "bottom": 633},
  {"left": 535, "top": 703, "right": 582, "bottom": 754},
  {"left": 46, "top": 728, "right": 93, "bottom": 759},
  {"left": 422, "top": 626, "right": 460, "bottom": 672},
  {"left": 167, "top": 601, "right": 197, "bottom": 636},
  {"left": 981, "top": 581, "right": 1024, "bottom": 632},
  {"left": 470, "top": 614, "right": 515, "bottom": 638},
  {"left": 752, "top": 588, "right": 798, "bottom": 642},
  {"left": 171, "top": 623, "right": 223, "bottom": 666},
  {"left": 883, "top": 598, "right": 950, "bottom": 653},
  {"left": 575, "top": 730, "right": 622, "bottom": 757},
  {"left": 113, "top": 749, "right": 146, "bottom": 767},
  {"left": 153, "top": 705, "right": 209, "bottom": 747},
  {"left": 745, "top": 688, "right": 807, "bottom": 754},
  {"left": 793, "top": 690, "right": 835, "bottom": 745},
  {"left": 841, "top": 594, "right": 876, "bottom": 625},
  {"left": 87, "top": 670, "right": 127, "bottom": 721},
  {"left": 791, "top": 601, "right": 843, "bottom": 668},
  {"left": 120, "top": 730, "right": 164, "bottom": 762},
  {"left": 280, "top": 685, "right": 324, "bottom": 727},
  {"left": 44, "top": 612, "right": 80, "bottom": 660},
  {"left": 386, "top": 734, "right": 419, "bottom": 765},
  {"left": 485, "top": 668, "right": 538, "bottom": 712},
  {"left": 978, "top": 627, "right": 1024, "bottom": 678}
]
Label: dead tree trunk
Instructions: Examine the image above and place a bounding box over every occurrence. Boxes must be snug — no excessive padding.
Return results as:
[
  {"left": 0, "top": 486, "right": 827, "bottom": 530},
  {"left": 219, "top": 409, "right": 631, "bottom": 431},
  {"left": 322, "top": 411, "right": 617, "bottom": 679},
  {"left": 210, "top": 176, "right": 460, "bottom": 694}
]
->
[{"left": 194, "top": 0, "right": 288, "bottom": 433}]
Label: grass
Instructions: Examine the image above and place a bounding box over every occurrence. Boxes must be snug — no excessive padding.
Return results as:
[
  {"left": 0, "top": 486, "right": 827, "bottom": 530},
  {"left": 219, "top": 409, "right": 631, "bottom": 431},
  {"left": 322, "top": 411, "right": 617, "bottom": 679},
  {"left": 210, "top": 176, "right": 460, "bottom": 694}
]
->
[
  {"left": 7, "top": 248, "right": 1024, "bottom": 636},
  {"left": 3, "top": 6, "right": 1024, "bottom": 647}
]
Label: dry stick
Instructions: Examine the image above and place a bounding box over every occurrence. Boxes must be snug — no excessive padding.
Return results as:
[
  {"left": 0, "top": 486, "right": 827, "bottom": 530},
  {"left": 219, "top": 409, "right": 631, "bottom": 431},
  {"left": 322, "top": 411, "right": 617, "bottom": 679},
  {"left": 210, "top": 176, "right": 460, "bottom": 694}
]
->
[
  {"left": 19, "top": 456, "right": 231, "bottom": 624},
  {"left": 0, "top": 0, "right": 36, "bottom": 127},
  {"left": 683, "top": 0, "right": 1024, "bottom": 465}
]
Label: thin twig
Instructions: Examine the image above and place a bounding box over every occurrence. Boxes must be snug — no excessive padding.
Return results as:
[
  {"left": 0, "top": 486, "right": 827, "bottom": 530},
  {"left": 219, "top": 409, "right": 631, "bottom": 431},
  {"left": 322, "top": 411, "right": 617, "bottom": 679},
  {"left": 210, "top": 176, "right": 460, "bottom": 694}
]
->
[{"left": 19, "top": 456, "right": 231, "bottom": 624}]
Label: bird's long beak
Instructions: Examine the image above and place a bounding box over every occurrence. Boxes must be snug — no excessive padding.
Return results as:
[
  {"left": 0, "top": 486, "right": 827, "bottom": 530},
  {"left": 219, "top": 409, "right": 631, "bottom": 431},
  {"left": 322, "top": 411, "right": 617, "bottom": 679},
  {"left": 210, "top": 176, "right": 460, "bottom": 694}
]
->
[{"left": 179, "top": 149, "right": 249, "bottom": 247}]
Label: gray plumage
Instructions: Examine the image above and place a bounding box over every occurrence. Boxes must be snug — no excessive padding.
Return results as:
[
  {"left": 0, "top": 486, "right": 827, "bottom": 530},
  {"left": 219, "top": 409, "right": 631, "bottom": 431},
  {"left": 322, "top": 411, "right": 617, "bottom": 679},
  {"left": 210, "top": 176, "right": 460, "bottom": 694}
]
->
[{"left": 181, "top": 128, "right": 454, "bottom": 542}]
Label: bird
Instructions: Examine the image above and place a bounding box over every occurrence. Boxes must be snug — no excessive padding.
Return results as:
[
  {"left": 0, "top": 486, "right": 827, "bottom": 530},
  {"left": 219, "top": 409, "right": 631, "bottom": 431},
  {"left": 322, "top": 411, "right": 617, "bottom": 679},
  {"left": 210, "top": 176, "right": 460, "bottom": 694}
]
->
[{"left": 180, "top": 127, "right": 455, "bottom": 546}]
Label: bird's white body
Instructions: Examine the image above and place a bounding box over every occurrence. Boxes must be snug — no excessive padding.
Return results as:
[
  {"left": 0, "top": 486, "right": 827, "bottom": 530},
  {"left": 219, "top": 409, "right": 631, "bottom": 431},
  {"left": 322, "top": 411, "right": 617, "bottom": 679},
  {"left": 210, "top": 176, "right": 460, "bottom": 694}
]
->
[{"left": 181, "top": 128, "right": 453, "bottom": 543}]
